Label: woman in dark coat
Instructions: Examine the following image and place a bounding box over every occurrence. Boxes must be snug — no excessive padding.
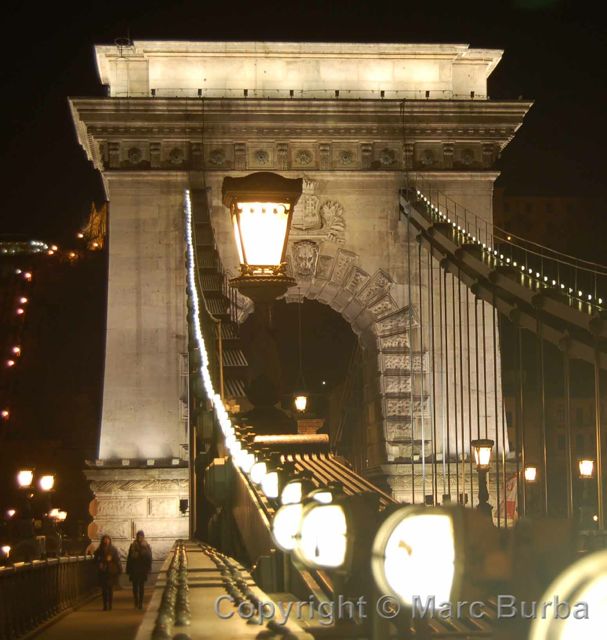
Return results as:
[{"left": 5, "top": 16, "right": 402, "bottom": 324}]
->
[
  {"left": 93, "top": 535, "right": 122, "bottom": 610},
  {"left": 126, "top": 530, "right": 152, "bottom": 609}
]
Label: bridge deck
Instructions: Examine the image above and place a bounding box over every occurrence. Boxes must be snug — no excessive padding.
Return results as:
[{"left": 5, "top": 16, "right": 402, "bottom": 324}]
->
[{"left": 32, "top": 588, "right": 152, "bottom": 640}]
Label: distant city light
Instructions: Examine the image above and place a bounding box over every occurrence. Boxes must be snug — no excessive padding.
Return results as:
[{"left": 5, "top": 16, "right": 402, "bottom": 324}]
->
[
  {"left": 6, "top": 360, "right": 15, "bottom": 368},
  {"left": 51, "top": 245, "right": 58, "bottom": 251},
  {"left": 1, "top": 410, "right": 9, "bottom": 420},
  {"left": 39, "top": 475, "right": 55, "bottom": 492},
  {"left": 12, "top": 346, "right": 21, "bottom": 356},
  {"left": 16, "top": 308, "right": 25, "bottom": 316},
  {"left": 16, "top": 469, "right": 34, "bottom": 488},
  {"left": 77, "top": 232, "right": 84, "bottom": 239},
  {"left": 19, "top": 297, "right": 28, "bottom": 304},
  {"left": 23, "top": 272, "right": 32, "bottom": 281}
]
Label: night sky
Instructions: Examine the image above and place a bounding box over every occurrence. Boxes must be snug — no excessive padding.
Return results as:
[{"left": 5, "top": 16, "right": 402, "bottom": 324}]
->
[{"left": 1, "top": 0, "right": 606, "bottom": 243}]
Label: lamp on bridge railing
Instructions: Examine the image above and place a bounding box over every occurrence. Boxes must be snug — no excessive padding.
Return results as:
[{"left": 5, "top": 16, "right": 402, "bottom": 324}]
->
[
  {"left": 223, "top": 172, "right": 303, "bottom": 304},
  {"left": 292, "top": 490, "right": 380, "bottom": 574},
  {"left": 371, "top": 504, "right": 502, "bottom": 610},
  {"left": 271, "top": 481, "right": 343, "bottom": 553},
  {"left": 471, "top": 439, "right": 494, "bottom": 517}
]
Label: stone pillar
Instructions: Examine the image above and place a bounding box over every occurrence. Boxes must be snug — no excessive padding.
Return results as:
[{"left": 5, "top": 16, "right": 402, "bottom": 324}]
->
[
  {"left": 88, "top": 172, "right": 190, "bottom": 567},
  {"left": 86, "top": 467, "right": 189, "bottom": 574}
]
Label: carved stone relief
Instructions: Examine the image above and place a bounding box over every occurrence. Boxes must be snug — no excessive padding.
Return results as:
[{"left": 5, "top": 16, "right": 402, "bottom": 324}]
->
[
  {"left": 291, "top": 240, "right": 319, "bottom": 277},
  {"left": 291, "top": 179, "right": 346, "bottom": 244}
]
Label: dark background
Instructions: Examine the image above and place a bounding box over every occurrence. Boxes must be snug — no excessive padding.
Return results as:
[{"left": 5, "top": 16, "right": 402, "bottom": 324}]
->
[
  {"left": 0, "top": 0, "right": 605, "bottom": 527},
  {"left": 1, "top": 0, "right": 606, "bottom": 243}
]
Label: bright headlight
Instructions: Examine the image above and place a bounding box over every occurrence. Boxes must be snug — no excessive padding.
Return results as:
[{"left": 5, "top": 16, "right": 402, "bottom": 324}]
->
[
  {"left": 294, "top": 503, "right": 348, "bottom": 569},
  {"left": 372, "top": 506, "right": 457, "bottom": 608}
]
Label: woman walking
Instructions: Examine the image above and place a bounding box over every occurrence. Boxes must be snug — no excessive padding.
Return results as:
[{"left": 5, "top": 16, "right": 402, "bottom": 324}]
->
[
  {"left": 126, "top": 530, "right": 152, "bottom": 609},
  {"left": 93, "top": 535, "right": 122, "bottom": 610}
]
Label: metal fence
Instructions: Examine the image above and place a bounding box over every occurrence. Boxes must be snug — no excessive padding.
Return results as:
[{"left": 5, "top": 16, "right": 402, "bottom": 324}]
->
[{"left": 0, "top": 555, "right": 97, "bottom": 640}]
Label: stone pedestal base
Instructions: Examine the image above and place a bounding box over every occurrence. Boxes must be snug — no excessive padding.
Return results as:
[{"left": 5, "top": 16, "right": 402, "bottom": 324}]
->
[{"left": 85, "top": 466, "right": 189, "bottom": 574}]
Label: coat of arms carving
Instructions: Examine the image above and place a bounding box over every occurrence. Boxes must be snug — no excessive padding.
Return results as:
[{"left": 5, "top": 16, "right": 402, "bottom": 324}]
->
[{"left": 291, "top": 179, "right": 346, "bottom": 244}]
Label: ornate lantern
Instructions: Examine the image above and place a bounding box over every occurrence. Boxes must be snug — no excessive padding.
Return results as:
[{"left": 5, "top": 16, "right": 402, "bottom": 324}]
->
[{"left": 223, "top": 172, "right": 303, "bottom": 302}]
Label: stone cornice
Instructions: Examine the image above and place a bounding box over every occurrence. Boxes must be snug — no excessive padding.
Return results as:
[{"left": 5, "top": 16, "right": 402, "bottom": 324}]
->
[{"left": 70, "top": 97, "right": 530, "bottom": 175}]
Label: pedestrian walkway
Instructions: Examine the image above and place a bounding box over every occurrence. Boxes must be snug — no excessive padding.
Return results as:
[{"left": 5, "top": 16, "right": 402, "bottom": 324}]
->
[{"left": 33, "top": 587, "right": 151, "bottom": 640}]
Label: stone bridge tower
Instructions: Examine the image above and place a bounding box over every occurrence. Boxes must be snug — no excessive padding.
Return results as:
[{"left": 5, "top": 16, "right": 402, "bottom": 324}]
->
[{"left": 71, "top": 41, "right": 530, "bottom": 560}]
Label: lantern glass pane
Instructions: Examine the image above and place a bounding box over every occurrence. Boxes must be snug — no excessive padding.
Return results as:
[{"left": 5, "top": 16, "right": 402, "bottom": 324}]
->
[
  {"left": 232, "top": 215, "right": 244, "bottom": 264},
  {"left": 262, "top": 471, "right": 279, "bottom": 499},
  {"left": 294, "top": 394, "right": 308, "bottom": 412},
  {"left": 281, "top": 481, "right": 303, "bottom": 505},
  {"left": 382, "top": 513, "right": 455, "bottom": 607},
  {"left": 272, "top": 503, "right": 303, "bottom": 551},
  {"left": 236, "top": 202, "right": 289, "bottom": 267},
  {"left": 298, "top": 504, "right": 347, "bottom": 568},
  {"left": 524, "top": 466, "right": 537, "bottom": 482}
]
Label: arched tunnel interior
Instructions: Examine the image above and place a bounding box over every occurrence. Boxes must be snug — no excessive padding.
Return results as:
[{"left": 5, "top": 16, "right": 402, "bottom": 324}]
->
[{"left": 238, "top": 298, "right": 366, "bottom": 469}]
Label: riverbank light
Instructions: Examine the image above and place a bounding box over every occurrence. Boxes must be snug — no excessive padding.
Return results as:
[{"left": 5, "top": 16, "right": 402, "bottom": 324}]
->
[
  {"left": 223, "top": 172, "right": 302, "bottom": 302},
  {"left": 39, "top": 474, "right": 55, "bottom": 492},
  {"left": 17, "top": 469, "right": 34, "bottom": 488}
]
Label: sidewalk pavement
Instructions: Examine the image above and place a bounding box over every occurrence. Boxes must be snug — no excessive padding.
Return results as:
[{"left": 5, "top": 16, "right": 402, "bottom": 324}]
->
[{"left": 33, "top": 587, "right": 152, "bottom": 640}]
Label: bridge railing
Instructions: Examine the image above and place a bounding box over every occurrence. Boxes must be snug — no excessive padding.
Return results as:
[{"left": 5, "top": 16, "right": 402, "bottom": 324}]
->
[
  {"left": 0, "top": 555, "right": 97, "bottom": 640},
  {"left": 406, "top": 177, "right": 607, "bottom": 312}
]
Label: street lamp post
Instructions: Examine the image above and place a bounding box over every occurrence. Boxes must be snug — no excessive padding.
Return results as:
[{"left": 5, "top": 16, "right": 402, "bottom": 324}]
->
[
  {"left": 578, "top": 458, "right": 596, "bottom": 529},
  {"left": 524, "top": 465, "right": 538, "bottom": 516},
  {"left": 471, "top": 439, "right": 494, "bottom": 517}
]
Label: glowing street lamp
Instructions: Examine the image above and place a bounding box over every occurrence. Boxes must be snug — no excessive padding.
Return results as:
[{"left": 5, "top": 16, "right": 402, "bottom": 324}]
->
[
  {"left": 578, "top": 459, "right": 596, "bottom": 530},
  {"left": 524, "top": 465, "right": 538, "bottom": 483},
  {"left": 39, "top": 475, "right": 55, "bottom": 492},
  {"left": 471, "top": 439, "right": 494, "bottom": 516},
  {"left": 6, "top": 509, "right": 16, "bottom": 519},
  {"left": 294, "top": 394, "right": 308, "bottom": 413},
  {"left": 223, "top": 172, "right": 302, "bottom": 303},
  {"left": 1, "top": 545, "right": 10, "bottom": 559},
  {"left": 579, "top": 459, "right": 595, "bottom": 478},
  {"left": 16, "top": 469, "right": 34, "bottom": 489}
]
